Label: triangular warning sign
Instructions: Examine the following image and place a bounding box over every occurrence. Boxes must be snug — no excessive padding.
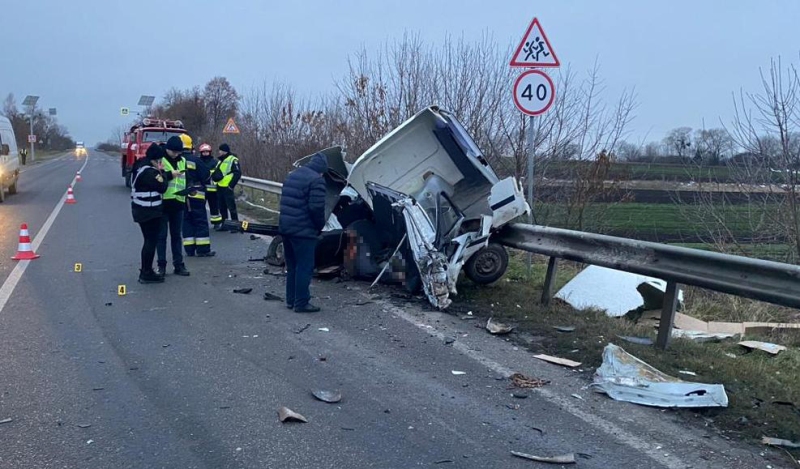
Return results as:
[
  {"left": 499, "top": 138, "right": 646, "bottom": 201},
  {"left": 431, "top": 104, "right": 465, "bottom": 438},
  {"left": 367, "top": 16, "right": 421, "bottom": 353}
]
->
[
  {"left": 223, "top": 117, "right": 240, "bottom": 134},
  {"left": 510, "top": 18, "right": 560, "bottom": 68}
]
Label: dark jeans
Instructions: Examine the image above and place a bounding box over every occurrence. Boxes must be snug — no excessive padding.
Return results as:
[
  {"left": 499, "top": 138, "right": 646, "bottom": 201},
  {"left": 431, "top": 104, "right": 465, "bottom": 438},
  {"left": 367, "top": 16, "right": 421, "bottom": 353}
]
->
[
  {"left": 284, "top": 236, "right": 317, "bottom": 308},
  {"left": 157, "top": 208, "right": 184, "bottom": 267},
  {"left": 218, "top": 186, "right": 238, "bottom": 222},
  {"left": 138, "top": 217, "right": 162, "bottom": 272}
]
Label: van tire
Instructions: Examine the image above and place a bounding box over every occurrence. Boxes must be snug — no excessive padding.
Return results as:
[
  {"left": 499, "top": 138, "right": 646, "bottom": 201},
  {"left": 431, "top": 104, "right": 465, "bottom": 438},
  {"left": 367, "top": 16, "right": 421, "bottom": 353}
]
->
[
  {"left": 464, "top": 243, "right": 508, "bottom": 285},
  {"left": 266, "top": 235, "right": 285, "bottom": 266},
  {"left": 8, "top": 177, "right": 17, "bottom": 195}
]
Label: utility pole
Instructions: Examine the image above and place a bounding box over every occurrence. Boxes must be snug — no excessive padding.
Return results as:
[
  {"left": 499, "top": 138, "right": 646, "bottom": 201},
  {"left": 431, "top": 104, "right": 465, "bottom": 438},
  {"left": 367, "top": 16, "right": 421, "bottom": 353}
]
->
[{"left": 23, "top": 95, "right": 39, "bottom": 163}]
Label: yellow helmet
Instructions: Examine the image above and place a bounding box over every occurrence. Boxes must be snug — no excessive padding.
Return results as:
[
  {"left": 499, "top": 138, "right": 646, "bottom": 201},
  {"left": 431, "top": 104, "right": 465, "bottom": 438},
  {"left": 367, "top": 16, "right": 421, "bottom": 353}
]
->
[{"left": 179, "top": 133, "right": 193, "bottom": 150}]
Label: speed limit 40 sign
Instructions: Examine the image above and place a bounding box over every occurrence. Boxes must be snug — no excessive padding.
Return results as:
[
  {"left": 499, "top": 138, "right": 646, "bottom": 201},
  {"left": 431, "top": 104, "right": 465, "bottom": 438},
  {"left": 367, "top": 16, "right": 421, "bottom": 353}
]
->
[{"left": 513, "top": 69, "right": 555, "bottom": 116}]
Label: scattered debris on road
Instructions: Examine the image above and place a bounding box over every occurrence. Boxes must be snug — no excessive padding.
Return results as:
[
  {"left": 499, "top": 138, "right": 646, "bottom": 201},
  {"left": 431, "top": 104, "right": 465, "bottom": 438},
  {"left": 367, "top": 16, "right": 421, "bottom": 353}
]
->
[
  {"left": 92, "top": 387, "right": 104, "bottom": 391},
  {"left": 249, "top": 235, "right": 260, "bottom": 240},
  {"left": 510, "top": 451, "right": 576, "bottom": 464},
  {"left": 77, "top": 424, "right": 91, "bottom": 428},
  {"left": 761, "top": 436, "right": 800, "bottom": 449},
  {"left": 278, "top": 406, "right": 308, "bottom": 423},
  {"left": 311, "top": 390, "right": 342, "bottom": 404},
  {"left": 512, "top": 392, "right": 529, "bottom": 399},
  {"left": 86, "top": 439, "right": 94, "bottom": 445},
  {"left": 678, "top": 370, "right": 697, "bottom": 376},
  {"left": 318, "top": 327, "right": 330, "bottom": 332},
  {"left": 444, "top": 337, "right": 455, "bottom": 345},
  {"left": 533, "top": 354, "right": 582, "bottom": 368},
  {"left": 555, "top": 265, "right": 682, "bottom": 317},
  {"left": 508, "top": 372, "right": 549, "bottom": 389},
  {"left": 738, "top": 340, "right": 786, "bottom": 355},
  {"left": 0, "top": 418, "right": 13, "bottom": 425},
  {"left": 294, "top": 324, "right": 311, "bottom": 334},
  {"left": 571, "top": 394, "right": 584, "bottom": 400},
  {"left": 451, "top": 370, "right": 466, "bottom": 375},
  {"left": 671, "top": 330, "right": 736, "bottom": 342},
  {"left": 617, "top": 335, "right": 654, "bottom": 346},
  {"left": 263, "top": 292, "right": 282, "bottom": 301},
  {"left": 486, "top": 317, "right": 514, "bottom": 335},
  {"left": 434, "top": 459, "right": 454, "bottom": 464},
  {"left": 553, "top": 326, "right": 575, "bottom": 333},
  {"left": 233, "top": 288, "right": 253, "bottom": 294},
  {"left": 591, "top": 344, "right": 728, "bottom": 408},
  {"left": 104, "top": 302, "right": 113, "bottom": 306}
]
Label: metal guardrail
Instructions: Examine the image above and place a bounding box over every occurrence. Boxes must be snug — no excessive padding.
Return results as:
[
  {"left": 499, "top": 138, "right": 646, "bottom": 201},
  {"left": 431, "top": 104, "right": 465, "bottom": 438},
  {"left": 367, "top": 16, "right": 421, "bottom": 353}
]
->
[
  {"left": 240, "top": 176, "right": 282, "bottom": 194},
  {"left": 497, "top": 223, "right": 800, "bottom": 348},
  {"left": 239, "top": 175, "right": 800, "bottom": 349}
]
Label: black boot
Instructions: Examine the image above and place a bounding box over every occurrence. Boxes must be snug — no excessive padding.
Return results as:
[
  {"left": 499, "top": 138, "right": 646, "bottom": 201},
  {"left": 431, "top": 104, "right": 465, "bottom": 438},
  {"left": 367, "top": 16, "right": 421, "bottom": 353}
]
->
[
  {"left": 196, "top": 251, "right": 216, "bottom": 257},
  {"left": 173, "top": 264, "right": 191, "bottom": 276},
  {"left": 156, "top": 264, "right": 167, "bottom": 278},
  {"left": 139, "top": 269, "right": 165, "bottom": 284}
]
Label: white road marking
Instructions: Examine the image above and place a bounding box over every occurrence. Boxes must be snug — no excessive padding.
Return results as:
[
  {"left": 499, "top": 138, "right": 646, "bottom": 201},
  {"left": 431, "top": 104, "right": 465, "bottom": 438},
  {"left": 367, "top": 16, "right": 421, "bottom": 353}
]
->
[{"left": 0, "top": 155, "right": 90, "bottom": 314}]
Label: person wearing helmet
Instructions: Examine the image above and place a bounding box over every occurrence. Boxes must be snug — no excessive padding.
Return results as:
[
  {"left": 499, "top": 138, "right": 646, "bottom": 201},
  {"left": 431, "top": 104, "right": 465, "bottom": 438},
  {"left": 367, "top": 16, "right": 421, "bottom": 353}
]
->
[
  {"left": 156, "top": 135, "right": 191, "bottom": 277},
  {"left": 198, "top": 143, "right": 222, "bottom": 229},
  {"left": 178, "top": 134, "right": 215, "bottom": 257}
]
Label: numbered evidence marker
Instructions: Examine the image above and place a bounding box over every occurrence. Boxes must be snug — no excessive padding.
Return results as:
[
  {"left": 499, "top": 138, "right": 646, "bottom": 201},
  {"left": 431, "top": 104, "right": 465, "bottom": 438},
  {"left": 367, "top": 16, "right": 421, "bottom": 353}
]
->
[
  {"left": 513, "top": 70, "right": 556, "bottom": 117},
  {"left": 74, "top": 263, "right": 82, "bottom": 272},
  {"left": 118, "top": 285, "right": 127, "bottom": 296}
]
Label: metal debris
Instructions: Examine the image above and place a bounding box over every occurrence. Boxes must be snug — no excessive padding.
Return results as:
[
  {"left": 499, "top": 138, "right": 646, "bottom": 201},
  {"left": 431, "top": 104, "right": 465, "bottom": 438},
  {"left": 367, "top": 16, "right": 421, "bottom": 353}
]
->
[
  {"left": 486, "top": 317, "right": 514, "bottom": 335},
  {"left": 762, "top": 436, "right": 800, "bottom": 449},
  {"left": 0, "top": 418, "right": 12, "bottom": 425},
  {"left": 571, "top": 394, "right": 584, "bottom": 400},
  {"left": 617, "top": 335, "right": 654, "bottom": 346},
  {"left": 533, "top": 354, "right": 582, "bottom": 368},
  {"left": 77, "top": 424, "right": 91, "bottom": 429},
  {"left": 233, "top": 288, "right": 253, "bottom": 294},
  {"left": 318, "top": 327, "right": 330, "bottom": 332},
  {"left": 554, "top": 326, "right": 575, "bottom": 333},
  {"left": 512, "top": 392, "right": 529, "bottom": 399},
  {"left": 451, "top": 370, "right": 467, "bottom": 375},
  {"left": 444, "top": 337, "right": 456, "bottom": 345},
  {"left": 311, "top": 390, "right": 342, "bottom": 404},
  {"left": 434, "top": 459, "right": 454, "bottom": 464},
  {"left": 590, "top": 344, "right": 728, "bottom": 408},
  {"left": 511, "top": 451, "right": 576, "bottom": 464},
  {"left": 738, "top": 341, "right": 786, "bottom": 355},
  {"left": 294, "top": 324, "right": 311, "bottom": 334},
  {"left": 278, "top": 406, "right": 308, "bottom": 423},
  {"left": 263, "top": 292, "right": 282, "bottom": 301}
]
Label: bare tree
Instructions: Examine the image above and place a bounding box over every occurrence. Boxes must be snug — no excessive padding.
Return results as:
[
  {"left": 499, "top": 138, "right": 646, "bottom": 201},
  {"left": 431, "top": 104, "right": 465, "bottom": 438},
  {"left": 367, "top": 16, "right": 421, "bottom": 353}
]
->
[
  {"left": 663, "top": 127, "right": 693, "bottom": 159},
  {"left": 616, "top": 140, "right": 642, "bottom": 161},
  {"left": 204, "top": 77, "right": 240, "bottom": 138},
  {"left": 694, "top": 128, "right": 735, "bottom": 165}
]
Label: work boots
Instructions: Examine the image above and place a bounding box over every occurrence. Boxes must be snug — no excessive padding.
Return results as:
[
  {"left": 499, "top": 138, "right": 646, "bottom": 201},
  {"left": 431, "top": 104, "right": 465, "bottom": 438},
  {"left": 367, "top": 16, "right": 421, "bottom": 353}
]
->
[
  {"left": 173, "top": 264, "right": 191, "bottom": 276},
  {"left": 139, "top": 269, "right": 165, "bottom": 284},
  {"left": 156, "top": 264, "right": 167, "bottom": 279}
]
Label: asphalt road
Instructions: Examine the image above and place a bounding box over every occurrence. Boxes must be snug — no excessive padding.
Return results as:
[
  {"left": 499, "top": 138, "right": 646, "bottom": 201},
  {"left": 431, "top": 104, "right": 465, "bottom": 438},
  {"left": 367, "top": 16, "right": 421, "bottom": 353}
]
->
[{"left": 0, "top": 150, "right": 783, "bottom": 468}]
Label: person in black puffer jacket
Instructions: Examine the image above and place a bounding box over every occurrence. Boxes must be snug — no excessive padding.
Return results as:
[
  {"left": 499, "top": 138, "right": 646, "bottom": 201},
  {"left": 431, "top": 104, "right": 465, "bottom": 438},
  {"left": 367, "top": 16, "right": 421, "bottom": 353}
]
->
[
  {"left": 278, "top": 152, "right": 327, "bottom": 313},
  {"left": 131, "top": 144, "right": 177, "bottom": 283}
]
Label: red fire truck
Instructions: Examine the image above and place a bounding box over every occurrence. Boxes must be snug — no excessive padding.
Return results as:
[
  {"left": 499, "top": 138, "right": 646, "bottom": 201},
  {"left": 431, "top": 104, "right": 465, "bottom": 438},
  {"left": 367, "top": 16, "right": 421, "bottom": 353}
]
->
[{"left": 121, "top": 118, "right": 187, "bottom": 187}]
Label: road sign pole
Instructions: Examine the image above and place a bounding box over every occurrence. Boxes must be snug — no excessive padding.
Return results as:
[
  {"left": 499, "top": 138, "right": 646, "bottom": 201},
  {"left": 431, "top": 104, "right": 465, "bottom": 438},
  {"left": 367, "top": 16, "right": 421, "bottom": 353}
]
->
[
  {"left": 526, "top": 114, "right": 535, "bottom": 276},
  {"left": 29, "top": 108, "right": 35, "bottom": 163}
]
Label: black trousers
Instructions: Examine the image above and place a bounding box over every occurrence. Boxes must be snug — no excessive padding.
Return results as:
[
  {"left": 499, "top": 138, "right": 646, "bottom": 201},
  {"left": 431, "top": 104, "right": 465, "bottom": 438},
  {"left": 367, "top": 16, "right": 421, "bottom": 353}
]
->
[
  {"left": 206, "top": 188, "right": 222, "bottom": 225},
  {"left": 218, "top": 186, "right": 238, "bottom": 222},
  {"left": 284, "top": 236, "right": 317, "bottom": 308},
  {"left": 157, "top": 208, "right": 184, "bottom": 267},
  {"left": 138, "top": 217, "right": 162, "bottom": 272}
]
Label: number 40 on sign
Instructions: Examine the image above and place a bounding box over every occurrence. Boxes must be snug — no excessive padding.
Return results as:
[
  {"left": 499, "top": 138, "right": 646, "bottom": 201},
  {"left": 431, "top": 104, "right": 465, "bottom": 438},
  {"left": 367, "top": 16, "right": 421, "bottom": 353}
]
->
[{"left": 513, "top": 69, "right": 555, "bottom": 117}]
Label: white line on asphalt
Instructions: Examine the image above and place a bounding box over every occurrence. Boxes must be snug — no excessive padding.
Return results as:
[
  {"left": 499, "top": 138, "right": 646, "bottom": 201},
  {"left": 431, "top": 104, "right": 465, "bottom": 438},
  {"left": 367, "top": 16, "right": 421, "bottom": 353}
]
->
[
  {"left": 381, "top": 300, "right": 687, "bottom": 469},
  {"left": 0, "top": 155, "right": 90, "bottom": 314}
]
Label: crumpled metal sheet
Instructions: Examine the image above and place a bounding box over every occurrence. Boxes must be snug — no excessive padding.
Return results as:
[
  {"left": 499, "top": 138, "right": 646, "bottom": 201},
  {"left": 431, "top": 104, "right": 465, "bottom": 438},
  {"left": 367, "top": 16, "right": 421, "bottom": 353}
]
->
[{"left": 591, "top": 344, "right": 728, "bottom": 408}]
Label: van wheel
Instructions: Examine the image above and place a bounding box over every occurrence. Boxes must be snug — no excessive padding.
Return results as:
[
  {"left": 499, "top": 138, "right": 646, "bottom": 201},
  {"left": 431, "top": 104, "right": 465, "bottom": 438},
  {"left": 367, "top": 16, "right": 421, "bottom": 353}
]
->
[
  {"left": 266, "top": 235, "right": 285, "bottom": 266},
  {"left": 125, "top": 172, "right": 132, "bottom": 188},
  {"left": 464, "top": 243, "right": 508, "bottom": 285},
  {"left": 8, "top": 178, "right": 17, "bottom": 195}
]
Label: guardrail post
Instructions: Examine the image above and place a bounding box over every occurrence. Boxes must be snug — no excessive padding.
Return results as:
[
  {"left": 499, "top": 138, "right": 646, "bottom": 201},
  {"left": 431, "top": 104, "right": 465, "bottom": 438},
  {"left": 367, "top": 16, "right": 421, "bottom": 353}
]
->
[
  {"left": 540, "top": 257, "right": 558, "bottom": 306},
  {"left": 655, "top": 281, "right": 680, "bottom": 349}
]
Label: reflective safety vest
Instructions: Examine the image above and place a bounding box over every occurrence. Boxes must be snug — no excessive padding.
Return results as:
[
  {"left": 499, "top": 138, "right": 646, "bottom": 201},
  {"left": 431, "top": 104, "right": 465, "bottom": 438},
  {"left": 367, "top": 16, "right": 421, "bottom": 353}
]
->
[
  {"left": 184, "top": 159, "right": 206, "bottom": 200},
  {"left": 131, "top": 166, "right": 162, "bottom": 208},
  {"left": 217, "top": 154, "right": 238, "bottom": 188},
  {"left": 162, "top": 157, "right": 186, "bottom": 202}
]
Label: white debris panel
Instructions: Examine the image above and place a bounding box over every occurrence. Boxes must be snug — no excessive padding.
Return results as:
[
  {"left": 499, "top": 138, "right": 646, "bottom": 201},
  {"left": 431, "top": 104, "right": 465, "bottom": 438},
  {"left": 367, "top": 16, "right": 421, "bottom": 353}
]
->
[
  {"left": 555, "top": 265, "right": 684, "bottom": 317},
  {"left": 591, "top": 344, "right": 728, "bottom": 408}
]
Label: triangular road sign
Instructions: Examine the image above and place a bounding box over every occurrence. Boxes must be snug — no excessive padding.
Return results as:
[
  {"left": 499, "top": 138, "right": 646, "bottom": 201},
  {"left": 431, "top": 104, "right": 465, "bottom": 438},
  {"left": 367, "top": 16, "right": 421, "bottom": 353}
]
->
[
  {"left": 510, "top": 18, "right": 560, "bottom": 68},
  {"left": 223, "top": 117, "right": 240, "bottom": 134}
]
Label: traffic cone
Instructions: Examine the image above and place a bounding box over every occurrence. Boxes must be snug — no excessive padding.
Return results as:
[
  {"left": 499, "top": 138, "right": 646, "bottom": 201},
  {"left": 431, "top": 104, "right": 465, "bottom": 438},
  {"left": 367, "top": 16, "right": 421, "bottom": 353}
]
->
[
  {"left": 12, "top": 224, "right": 39, "bottom": 260},
  {"left": 76, "top": 171, "right": 82, "bottom": 182},
  {"left": 65, "top": 186, "right": 77, "bottom": 204}
]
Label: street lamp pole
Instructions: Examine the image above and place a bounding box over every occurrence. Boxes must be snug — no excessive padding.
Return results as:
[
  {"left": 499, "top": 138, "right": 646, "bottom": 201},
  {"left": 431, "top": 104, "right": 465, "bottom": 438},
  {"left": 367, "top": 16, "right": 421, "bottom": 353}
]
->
[{"left": 22, "top": 95, "right": 39, "bottom": 163}]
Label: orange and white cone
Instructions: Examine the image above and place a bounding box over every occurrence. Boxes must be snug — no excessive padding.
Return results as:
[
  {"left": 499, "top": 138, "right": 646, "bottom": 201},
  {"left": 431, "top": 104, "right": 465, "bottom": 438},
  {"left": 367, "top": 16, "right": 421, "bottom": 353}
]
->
[
  {"left": 65, "top": 186, "right": 77, "bottom": 204},
  {"left": 12, "top": 224, "right": 39, "bottom": 260},
  {"left": 76, "top": 171, "right": 82, "bottom": 182}
]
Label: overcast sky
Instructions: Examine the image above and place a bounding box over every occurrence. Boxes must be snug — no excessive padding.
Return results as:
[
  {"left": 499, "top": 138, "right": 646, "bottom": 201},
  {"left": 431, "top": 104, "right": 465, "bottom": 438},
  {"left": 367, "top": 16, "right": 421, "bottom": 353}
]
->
[{"left": 1, "top": 0, "right": 798, "bottom": 146}]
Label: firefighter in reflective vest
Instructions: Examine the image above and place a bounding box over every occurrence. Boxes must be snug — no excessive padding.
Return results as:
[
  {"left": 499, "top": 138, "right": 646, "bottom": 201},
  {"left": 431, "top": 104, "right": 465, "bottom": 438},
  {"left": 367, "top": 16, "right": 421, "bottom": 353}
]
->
[
  {"left": 179, "top": 134, "right": 215, "bottom": 257},
  {"left": 157, "top": 136, "right": 190, "bottom": 277},
  {"left": 213, "top": 143, "right": 241, "bottom": 232},
  {"left": 198, "top": 143, "right": 222, "bottom": 228}
]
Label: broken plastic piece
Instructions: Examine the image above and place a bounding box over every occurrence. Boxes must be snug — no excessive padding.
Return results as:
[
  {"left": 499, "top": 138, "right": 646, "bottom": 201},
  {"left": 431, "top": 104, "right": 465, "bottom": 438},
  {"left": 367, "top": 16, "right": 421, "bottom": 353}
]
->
[
  {"left": 311, "top": 390, "right": 342, "bottom": 404},
  {"left": 590, "top": 344, "right": 728, "bottom": 408},
  {"left": 510, "top": 451, "right": 576, "bottom": 464},
  {"left": 672, "top": 330, "right": 736, "bottom": 342},
  {"left": 233, "top": 288, "right": 253, "bottom": 294},
  {"left": 486, "top": 317, "right": 514, "bottom": 335},
  {"left": 451, "top": 370, "right": 466, "bottom": 375},
  {"left": 318, "top": 327, "right": 330, "bottom": 332},
  {"left": 0, "top": 418, "right": 12, "bottom": 425},
  {"left": 738, "top": 341, "right": 786, "bottom": 355},
  {"left": 554, "top": 326, "right": 575, "bottom": 333},
  {"left": 263, "top": 292, "right": 282, "bottom": 301},
  {"left": 617, "top": 335, "right": 654, "bottom": 346},
  {"left": 278, "top": 406, "right": 308, "bottom": 423},
  {"left": 533, "top": 354, "right": 581, "bottom": 368},
  {"left": 762, "top": 436, "right": 800, "bottom": 448}
]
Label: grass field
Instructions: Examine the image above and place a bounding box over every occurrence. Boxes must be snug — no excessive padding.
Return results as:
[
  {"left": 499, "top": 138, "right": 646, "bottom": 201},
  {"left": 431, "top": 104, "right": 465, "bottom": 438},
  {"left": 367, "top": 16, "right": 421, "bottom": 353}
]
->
[{"left": 543, "top": 161, "right": 775, "bottom": 183}]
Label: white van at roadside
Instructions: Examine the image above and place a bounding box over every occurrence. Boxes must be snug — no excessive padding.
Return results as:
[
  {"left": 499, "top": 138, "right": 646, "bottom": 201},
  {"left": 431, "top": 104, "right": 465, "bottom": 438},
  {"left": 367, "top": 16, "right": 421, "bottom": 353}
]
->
[{"left": 0, "top": 116, "right": 21, "bottom": 202}]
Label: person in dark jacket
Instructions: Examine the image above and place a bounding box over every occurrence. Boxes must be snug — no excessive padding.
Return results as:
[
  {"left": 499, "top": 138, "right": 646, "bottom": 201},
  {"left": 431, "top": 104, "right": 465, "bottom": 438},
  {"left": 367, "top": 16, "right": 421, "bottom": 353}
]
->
[
  {"left": 212, "top": 143, "right": 241, "bottom": 232},
  {"left": 178, "top": 135, "right": 215, "bottom": 257},
  {"left": 197, "top": 143, "right": 222, "bottom": 228},
  {"left": 278, "top": 152, "right": 328, "bottom": 313},
  {"left": 131, "top": 144, "right": 178, "bottom": 284}
]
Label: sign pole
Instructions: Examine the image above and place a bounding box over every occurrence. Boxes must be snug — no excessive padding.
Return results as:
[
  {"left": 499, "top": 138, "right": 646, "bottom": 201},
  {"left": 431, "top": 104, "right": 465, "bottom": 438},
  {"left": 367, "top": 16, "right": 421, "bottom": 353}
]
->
[
  {"left": 526, "top": 114, "right": 535, "bottom": 276},
  {"left": 29, "top": 108, "right": 35, "bottom": 163}
]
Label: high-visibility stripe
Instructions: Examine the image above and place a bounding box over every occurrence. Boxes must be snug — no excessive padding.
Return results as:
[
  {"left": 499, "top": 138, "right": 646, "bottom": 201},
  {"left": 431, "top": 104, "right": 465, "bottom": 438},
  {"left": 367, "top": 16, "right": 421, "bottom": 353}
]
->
[
  {"left": 209, "top": 215, "right": 223, "bottom": 223},
  {"left": 132, "top": 199, "right": 162, "bottom": 207},
  {"left": 183, "top": 238, "right": 196, "bottom": 246},
  {"left": 195, "top": 238, "right": 211, "bottom": 245},
  {"left": 206, "top": 187, "right": 217, "bottom": 192},
  {"left": 188, "top": 193, "right": 206, "bottom": 200},
  {"left": 163, "top": 158, "right": 187, "bottom": 202},
  {"left": 133, "top": 191, "right": 160, "bottom": 197}
]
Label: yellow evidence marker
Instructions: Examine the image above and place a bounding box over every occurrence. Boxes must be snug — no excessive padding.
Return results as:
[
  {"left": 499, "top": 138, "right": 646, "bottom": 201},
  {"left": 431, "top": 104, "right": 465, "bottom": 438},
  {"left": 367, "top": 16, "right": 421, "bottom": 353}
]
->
[
  {"left": 118, "top": 285, "right": 127, "bottom": 296},
  {"left": 74, "top": 263, "right": 82, "bottom": 272}
]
